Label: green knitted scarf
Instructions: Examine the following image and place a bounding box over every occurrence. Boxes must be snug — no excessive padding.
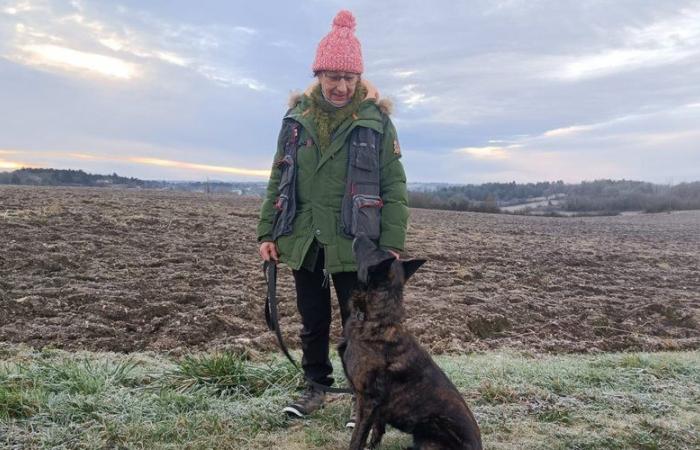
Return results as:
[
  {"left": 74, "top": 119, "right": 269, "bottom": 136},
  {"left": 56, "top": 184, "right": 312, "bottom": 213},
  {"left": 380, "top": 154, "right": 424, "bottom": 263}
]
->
[{"left": 309, "top": 83, "right": 367, "bottom": 152}]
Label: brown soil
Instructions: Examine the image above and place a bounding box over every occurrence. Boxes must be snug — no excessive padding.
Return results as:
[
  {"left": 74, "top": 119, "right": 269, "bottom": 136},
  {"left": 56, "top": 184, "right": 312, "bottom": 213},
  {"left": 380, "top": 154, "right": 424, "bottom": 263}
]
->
[{"left": 1, "top": 185, "right": 698, "bottom": 354}]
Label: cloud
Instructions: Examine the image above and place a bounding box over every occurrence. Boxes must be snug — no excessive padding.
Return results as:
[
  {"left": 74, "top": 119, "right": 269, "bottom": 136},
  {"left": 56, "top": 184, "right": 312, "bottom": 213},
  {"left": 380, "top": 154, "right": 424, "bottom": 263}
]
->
[
  {"left": 1, "top": 0, "right": 266, "bottom": 90},
  {"left": 0, "top": 149, "right": 34, "bottom": 169},
  {"left": 443, "top": 101, "right": 700, "bottom": 183},
  {"left": 542, "top": 124, "right": 598, "bottom": 138},
  {"left": 3, "top": 1, "right": 32, "bottom": 16},
  {"left": 550, "top": 5, "right": 700, "bottom": 81},
  {"left": 17, "top": 44, "right": 137, "bottom": 79},
  {"left": 94, "top": 36, "right": 189, "bottom": 67},
  {"left": 552, "top": 48, "right": 693, "bottom": 81},
  {"left": 2, "top": 1, "right": 699, "bottom": 184},
  {"left": 233, "top": 26, "right": 257, "bottom": 35},
  {"left": 454, "top": 145, "right": 513, "bottom": 160},
  {"left": 0, "top": 148, "right": 271, "bottom": 179},
  {"left": 197, "top": 65, "right": 268, "bottom": 91},
  {"left": 129, "top": 157, "right": 269, "bottom": 177},
  {"left": 0, "top": 159, "right": 26, "bottom": 169},
  {"left": 395, "top": 84, "right": 433, "bottom": 108},
  {"left": 392, "top": 69, "right": 416, "bottom": 79}
]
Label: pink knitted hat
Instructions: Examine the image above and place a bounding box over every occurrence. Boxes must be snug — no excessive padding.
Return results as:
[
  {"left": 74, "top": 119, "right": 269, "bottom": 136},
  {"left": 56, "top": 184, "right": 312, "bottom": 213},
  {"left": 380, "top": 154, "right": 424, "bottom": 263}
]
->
[{"left": 312, "top": 10, "right": 364, "bottom": 74}]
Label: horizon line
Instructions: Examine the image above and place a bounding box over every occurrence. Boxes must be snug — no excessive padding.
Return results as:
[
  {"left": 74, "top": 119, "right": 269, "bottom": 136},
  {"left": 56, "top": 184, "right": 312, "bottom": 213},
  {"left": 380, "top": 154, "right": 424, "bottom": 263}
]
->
[{"left": 1, "top": 166, "right": 698, "bottom": 187}]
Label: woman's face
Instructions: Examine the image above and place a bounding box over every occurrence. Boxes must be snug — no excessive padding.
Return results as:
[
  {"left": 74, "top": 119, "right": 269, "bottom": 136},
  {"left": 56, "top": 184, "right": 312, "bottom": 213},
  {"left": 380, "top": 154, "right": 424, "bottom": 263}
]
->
[{"left": 318, "top": 71, "right": 360, "bottom": 107}]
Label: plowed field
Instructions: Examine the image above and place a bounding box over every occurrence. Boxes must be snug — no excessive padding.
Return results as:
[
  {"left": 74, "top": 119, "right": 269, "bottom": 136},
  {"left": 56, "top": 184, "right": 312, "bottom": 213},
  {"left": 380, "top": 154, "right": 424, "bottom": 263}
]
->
[{"left": 1, "top": 185, "right": 698, "bottom": 353}]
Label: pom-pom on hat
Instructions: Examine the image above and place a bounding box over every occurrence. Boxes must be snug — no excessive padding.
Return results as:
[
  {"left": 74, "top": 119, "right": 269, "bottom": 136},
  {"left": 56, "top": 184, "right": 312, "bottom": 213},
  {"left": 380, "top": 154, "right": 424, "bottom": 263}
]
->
[{"left": 312, "top": 10, "right": 364, "bottom": 74}]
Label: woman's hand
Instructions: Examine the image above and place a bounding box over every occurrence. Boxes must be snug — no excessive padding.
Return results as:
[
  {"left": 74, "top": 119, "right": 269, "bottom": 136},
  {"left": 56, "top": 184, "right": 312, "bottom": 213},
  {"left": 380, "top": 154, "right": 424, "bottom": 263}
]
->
[
  {"left": 386, "top": 249, "right": 400, "bottom": 260},
  {"left": 259, "top": 242, "right": 279, "bottom": 262}
]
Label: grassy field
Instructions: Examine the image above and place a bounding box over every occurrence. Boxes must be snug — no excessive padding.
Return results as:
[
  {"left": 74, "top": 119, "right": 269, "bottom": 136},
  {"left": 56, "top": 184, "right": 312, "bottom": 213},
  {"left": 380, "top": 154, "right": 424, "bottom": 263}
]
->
[{"left": 1, "top": 345, "right": 698, "bottom": 449}]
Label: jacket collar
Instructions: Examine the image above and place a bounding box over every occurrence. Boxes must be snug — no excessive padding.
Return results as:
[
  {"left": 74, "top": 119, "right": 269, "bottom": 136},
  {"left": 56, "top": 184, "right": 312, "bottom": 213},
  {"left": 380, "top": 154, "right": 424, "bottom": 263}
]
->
[
  {"left": 285, "top": 79, "right": 392, "bottom": 171},
  {"left": 287, "top": 79, "right": 393, "bottom": 117}
]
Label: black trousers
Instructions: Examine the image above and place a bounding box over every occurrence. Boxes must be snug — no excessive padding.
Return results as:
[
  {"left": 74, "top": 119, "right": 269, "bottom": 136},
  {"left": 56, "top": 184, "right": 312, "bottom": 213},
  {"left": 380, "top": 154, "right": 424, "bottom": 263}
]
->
[{"left": 292, "top": 247, "right": 358, "bottom": 386}]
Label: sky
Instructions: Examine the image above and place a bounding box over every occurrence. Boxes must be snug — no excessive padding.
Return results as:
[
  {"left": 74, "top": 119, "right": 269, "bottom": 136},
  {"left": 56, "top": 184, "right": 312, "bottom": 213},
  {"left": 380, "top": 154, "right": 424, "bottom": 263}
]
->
[{"left": 0, "top": 0, "right": 699, "bottom": 184}]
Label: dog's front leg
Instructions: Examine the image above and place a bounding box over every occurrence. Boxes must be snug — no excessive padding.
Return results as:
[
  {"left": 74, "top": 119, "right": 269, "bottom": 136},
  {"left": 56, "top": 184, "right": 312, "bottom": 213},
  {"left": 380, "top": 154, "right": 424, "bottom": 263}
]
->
[{"left": 348, "top": 395, "right": 379, "bottom": 450}]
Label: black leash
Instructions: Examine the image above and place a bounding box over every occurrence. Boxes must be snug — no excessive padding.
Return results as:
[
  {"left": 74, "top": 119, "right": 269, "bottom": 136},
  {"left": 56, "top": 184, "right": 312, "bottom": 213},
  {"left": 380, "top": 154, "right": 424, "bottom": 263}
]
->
[{"left": 263, "top": 260, "right": 352, "bottom": 394}]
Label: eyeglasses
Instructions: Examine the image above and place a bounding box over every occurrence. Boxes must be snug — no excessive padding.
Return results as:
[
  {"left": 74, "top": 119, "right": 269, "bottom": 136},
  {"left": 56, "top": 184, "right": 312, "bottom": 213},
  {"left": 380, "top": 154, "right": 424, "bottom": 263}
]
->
[{"left": 322, "top": 72, "right": 360, "bottom": 84}]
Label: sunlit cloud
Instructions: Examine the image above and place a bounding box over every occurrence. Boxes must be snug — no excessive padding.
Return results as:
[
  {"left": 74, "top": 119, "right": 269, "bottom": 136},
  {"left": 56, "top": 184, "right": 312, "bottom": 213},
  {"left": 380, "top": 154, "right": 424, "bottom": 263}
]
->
[
  {"left": 0, "top": 159, "right": 31, "bottom": 169},
  {"left": 4, "top": 3, "right": 260, "bottom": 90},
  {"left": 18, "top": 44, "right": 137, "bottom": 79},
  {"left": 98, "top": 37, "right": 125, "bottom": 51},
  {"left": 14, "top": 22, "right": 63, "bottom": 42},
  {"left": 68, "top": 152, "right": 104, "bottom": 160},
  {"left": 3, "top": 1, "right": 32, "bottom": 16},
  {"left": 129, "top": 157, "right": 269, "bottom": 177},
  {"left": 455, "top": 146, "right": 511, "bottom": 160},
  {"left": 97, "top": 36, "right": 189, "bottom": 66},
  {"left": 396, "top": 84, "right": 432, "bottom": 108},
  {"left": 154, "top": 51, "right": 187, "bottom": 66},
  {"left": 0, "top": 150, "right": 270, "bottom": 179},
  {"left": 60, "top": 13, "right": 104, "bottom": 34}
]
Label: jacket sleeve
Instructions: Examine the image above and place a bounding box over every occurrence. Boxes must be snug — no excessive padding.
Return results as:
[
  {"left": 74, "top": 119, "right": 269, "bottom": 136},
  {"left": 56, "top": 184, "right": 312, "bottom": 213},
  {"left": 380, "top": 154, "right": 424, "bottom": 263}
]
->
[
  {"left": 378, "top": 117, "right": 409, "bottom": 252},
  {"left": 256, "top": 123, "right": 286, "bottom": 242}
]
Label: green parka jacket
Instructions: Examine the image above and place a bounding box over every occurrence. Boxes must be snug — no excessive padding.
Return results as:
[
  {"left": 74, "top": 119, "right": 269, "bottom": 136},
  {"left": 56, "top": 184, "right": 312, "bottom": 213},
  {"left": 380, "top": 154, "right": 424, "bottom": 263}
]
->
[
  {"left": 257, "top": 80, "right": 408, "bottom": 273},
  {"left": 256, "top": 80, "right": 409, "bottom": 273}
]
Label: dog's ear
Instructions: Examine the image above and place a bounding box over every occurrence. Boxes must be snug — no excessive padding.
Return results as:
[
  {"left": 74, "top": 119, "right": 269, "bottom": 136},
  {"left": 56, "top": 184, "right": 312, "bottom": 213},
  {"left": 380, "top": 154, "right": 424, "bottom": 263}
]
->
[
  {"left": 353, "top": 234, "right": 396, "bottom": 284},
  {"left": 401, "top": 259, "right": 426, "bottom": 282},
  {"left": 369, "top": 256, "right": 395, "bottom": 276},
  {"left": 352, "top": 234, "right": 377, "bottom": 264}
]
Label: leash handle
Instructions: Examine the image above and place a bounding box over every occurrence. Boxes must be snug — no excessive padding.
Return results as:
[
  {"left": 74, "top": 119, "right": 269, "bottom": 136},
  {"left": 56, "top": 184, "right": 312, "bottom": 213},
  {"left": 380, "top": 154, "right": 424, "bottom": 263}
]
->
[
  {"left": 263, "top": 260, "right": 353, "bottom": 394},
  {"left": 264, "top": 260, "right": 298, "bottom": 368}
]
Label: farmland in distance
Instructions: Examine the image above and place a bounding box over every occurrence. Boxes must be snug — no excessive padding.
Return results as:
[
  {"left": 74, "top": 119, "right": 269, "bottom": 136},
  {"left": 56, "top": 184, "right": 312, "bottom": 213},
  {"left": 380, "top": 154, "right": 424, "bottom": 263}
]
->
[{"left": 1, "top": 185, "right": 698, "bottom": 354}]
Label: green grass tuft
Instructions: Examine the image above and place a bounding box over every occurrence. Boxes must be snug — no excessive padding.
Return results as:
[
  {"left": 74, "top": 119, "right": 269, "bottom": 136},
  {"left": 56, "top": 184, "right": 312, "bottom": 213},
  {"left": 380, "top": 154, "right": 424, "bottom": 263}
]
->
[
  {"left": 164, "top": 351, "right": 303, "bottom": 397},
  {"left": 0, "top": 381, "right": 45, "bottom": 419}
]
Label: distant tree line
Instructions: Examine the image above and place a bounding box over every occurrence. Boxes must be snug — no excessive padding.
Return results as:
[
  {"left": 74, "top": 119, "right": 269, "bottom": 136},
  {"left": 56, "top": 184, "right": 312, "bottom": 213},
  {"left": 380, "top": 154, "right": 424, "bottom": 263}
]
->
[
  {"left": 0, "top": 168, "right": 143, "bottom": 187},
  {"left": 408, "top": 179, "right": 700, "bottom": 214},
  {"left": 564, "top": 180, "right": 700, "bottom": 213},
  {"left": 3, "top": 169, "right": 699, "bottom": 214},
  {"left": 408, "top": 181, "right": 567, "bottom": 213},
  {"left": 417, "top": 180, "right": 568, "bottom": 203},
  {"left": 142, "top": 179, "right": 265, "bottom": 195},
  {"left": 0, "top": 168, "right": 267, "bottom": 195}
]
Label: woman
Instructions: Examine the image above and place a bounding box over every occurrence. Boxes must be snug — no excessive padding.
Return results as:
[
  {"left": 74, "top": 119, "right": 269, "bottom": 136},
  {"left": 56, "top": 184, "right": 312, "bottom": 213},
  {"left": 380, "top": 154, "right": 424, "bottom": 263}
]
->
[{"left": 257, "top": 10, "right": 408, "bottom": 424}]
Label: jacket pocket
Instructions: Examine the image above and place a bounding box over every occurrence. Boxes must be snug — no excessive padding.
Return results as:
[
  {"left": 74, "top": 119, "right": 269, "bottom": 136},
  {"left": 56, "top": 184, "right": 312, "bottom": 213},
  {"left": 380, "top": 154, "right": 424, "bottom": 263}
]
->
[
  {"left": 351, "top": 194, "right": 383, "bottom": 240},
  {"left": 352, "top": 142, "right": 378, "bottom": 172}
]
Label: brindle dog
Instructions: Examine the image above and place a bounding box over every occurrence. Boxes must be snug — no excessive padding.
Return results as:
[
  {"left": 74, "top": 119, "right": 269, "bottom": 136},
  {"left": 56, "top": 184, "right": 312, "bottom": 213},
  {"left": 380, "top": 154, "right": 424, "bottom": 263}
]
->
[{"left": 339, "top": 235, "right": 482, "bottom": 450}]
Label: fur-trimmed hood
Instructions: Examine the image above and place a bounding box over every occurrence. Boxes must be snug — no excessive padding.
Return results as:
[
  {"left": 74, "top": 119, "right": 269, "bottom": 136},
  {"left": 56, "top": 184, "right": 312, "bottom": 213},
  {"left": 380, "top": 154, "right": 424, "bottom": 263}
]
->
[{"left": 288, "top": 79, "right": 393, "bottom": 115}]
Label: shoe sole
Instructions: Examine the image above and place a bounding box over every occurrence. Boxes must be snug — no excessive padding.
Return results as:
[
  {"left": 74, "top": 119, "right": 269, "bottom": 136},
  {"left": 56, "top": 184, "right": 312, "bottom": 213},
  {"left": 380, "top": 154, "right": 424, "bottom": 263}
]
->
[
  {"left": 345, "top": 421, "right": 355, "bottom": 429},
  {"left": 283, "top": 406, "right": 305, "bottom": 418}
]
